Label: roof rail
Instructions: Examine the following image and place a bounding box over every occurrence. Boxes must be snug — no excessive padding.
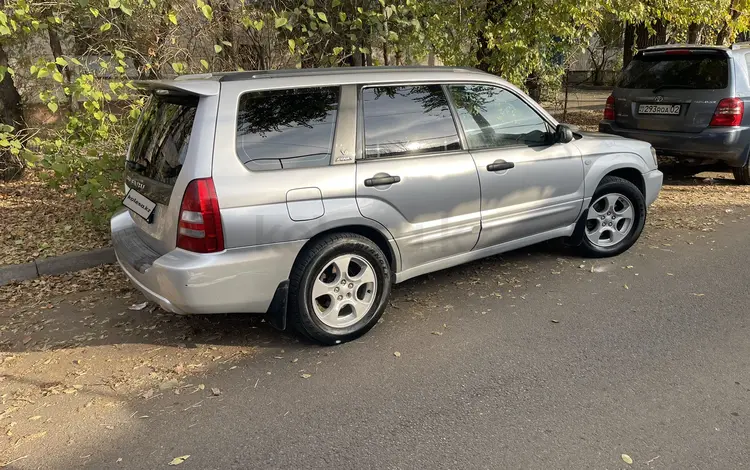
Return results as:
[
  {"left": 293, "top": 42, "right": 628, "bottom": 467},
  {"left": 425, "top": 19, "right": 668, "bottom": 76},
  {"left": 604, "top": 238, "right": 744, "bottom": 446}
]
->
[{"left": 217, "top": 66, "right": 484, "bottom": 82}]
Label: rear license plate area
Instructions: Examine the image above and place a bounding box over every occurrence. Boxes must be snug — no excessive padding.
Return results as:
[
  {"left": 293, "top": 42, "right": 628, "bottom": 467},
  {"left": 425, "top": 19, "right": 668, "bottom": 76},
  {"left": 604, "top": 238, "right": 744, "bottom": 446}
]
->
[
  {"left": 123, "top": 188, "right": 156, "bottom": 222},
  {"left": 638, "top": 104, "right": 681, "bottom": 115}
]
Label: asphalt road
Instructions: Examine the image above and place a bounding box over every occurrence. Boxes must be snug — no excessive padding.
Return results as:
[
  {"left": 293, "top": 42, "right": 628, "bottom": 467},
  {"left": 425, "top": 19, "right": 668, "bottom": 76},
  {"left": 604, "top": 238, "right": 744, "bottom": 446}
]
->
[{"left": 41, "top": 220, "right": 750, "bottom": 469}]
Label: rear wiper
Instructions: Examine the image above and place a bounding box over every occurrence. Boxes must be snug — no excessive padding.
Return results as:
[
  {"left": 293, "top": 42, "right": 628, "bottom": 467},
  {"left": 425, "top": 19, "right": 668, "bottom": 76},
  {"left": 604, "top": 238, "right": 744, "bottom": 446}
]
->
[{"left": 652, "top": 84, "right": 696, "bottom": 94}]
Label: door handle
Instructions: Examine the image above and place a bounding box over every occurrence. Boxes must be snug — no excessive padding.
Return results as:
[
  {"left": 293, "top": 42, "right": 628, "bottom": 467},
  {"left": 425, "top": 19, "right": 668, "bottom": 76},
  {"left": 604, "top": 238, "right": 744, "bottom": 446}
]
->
[
  {"left": 365, "top": 174, "right": 401, "bottom": 187},
  {"left": 487, "top": 160, "right": 515, "bottom": 172}
]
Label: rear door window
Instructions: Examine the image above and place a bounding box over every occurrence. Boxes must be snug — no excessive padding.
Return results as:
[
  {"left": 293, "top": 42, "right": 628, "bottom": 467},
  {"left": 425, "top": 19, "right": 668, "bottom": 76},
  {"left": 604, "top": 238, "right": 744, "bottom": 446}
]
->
[
  {"left": 127, "top": 94, "right": 198, "bottom": 187},
  {"left": 361, "top": 85, "right": 460, "bottom": 159},
  {"left": 618, "top": 53, "right": 729, "bottom": 90},
  {"left": 236, "top": 87, "right": 339, "bottom": 171}
]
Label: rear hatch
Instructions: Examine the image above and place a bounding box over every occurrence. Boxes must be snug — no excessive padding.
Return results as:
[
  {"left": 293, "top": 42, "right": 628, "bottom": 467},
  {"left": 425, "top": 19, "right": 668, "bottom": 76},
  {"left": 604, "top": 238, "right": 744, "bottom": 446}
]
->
[
  {"left": 613, "top": 48, "right": 733, "bottom": 133},
  {"left": 124, "top": 85, "right": 212, "bottom": 254}
]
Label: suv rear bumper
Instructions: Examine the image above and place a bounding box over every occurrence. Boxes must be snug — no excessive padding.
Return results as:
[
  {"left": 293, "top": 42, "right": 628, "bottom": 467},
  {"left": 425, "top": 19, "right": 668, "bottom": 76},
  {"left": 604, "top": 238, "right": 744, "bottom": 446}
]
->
[
  {"left": 599, "top": 121, "right": 750, "bottom": 167},
  {"left": 111, "top": 210, "right": 305, "bottom": 315}
]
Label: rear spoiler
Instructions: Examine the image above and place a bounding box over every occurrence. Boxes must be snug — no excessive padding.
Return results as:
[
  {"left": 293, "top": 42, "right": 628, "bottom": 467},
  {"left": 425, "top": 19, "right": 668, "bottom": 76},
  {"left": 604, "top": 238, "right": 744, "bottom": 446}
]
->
[{"left": 132, "top": 79, "right": 219, "bottom": 97}]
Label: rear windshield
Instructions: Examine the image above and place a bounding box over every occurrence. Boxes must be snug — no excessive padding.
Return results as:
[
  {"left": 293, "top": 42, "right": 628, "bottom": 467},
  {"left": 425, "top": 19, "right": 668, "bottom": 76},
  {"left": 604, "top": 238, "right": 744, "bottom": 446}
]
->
[
  {"left": 127, "top": 94, "right": 198, "bottom": 186},
  {"left": 618, "top": 53, "right": 729, "bottom": 90}
]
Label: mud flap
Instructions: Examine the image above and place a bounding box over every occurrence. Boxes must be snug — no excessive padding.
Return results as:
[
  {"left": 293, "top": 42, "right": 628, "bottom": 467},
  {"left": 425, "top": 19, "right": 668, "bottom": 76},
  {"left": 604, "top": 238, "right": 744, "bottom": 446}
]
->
[{"left": 264, "top": 280, "right": 289, "bottom": 331}]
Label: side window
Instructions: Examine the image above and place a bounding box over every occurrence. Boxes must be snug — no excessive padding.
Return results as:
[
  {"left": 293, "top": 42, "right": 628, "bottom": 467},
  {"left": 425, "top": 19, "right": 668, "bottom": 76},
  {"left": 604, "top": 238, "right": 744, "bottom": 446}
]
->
[
  {"left": 236, "top": 87, "right": 339, "bottom": 171},
  {"left": 362, "top": 85, "right": 460, "bottom": 159},
  {"left": 746, "top": 53, "right": 750, "bottom": 76},
  {"left": 448, "top": 85, "right": 551, "bottom": 150}
]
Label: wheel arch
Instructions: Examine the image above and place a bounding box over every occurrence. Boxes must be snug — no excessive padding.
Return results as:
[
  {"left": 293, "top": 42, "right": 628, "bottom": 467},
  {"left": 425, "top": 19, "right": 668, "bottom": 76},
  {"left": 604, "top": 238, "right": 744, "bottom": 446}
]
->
[
  {"left": 295, "top": 224, "right": 400, "bottom": 275},
  {"left": 585, "top": 153, "right": 649, "bottom": 199}
]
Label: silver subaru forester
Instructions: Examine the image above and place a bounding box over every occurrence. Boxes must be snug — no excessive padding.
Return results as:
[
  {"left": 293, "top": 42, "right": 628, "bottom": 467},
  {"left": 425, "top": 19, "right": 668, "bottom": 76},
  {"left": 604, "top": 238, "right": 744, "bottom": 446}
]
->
[{"left": 111, "top": 66, "right": 663, "bottom": 344}]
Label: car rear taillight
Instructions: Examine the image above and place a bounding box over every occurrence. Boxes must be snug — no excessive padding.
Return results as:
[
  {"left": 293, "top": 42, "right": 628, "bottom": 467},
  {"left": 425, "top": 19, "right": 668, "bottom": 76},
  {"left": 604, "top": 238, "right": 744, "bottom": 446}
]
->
[
  {"left": 710, "top": 98, "right": 744, "bottom": 127},
  {"left": 604, "top": 95, "right": 616, "bottom": 121},
  {"left": 177, "top": 178, "right": 225, "bottom": 253}
]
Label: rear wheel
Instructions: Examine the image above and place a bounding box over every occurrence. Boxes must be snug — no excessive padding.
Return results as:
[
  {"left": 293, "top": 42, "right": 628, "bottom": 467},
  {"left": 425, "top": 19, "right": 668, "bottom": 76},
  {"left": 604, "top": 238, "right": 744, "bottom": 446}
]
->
[
  {"left": 288, "top": 233, "right": 391, "bottom": 345},
  {"left": 733, "top": 165, "right": 750, "bottom": 185},
  {"left": 578, "top": 176, "right": 646, "bottom": 258}
]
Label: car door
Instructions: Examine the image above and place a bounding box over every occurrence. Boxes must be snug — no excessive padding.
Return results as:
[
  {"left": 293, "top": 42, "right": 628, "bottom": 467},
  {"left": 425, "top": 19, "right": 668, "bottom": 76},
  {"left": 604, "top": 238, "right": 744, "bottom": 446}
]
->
[
  {"left": 355, "top": 84, "right": 482, "bottom": 272},
  {"left": 446, "top": 84, "right": 584, "bottom": 250}
]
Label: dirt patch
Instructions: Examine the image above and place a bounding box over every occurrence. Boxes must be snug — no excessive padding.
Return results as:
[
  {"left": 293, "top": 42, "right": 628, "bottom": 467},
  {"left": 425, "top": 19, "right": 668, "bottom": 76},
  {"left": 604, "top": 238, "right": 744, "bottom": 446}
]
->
[
  {"left": 550, "top": 109, "right": 601, "bottom": 132},
  {"left": 0, "top": 266, "right": 277, "bottom": 463},
  {"left": 0, "top": 172, "right": 110, "bottom": 266}
]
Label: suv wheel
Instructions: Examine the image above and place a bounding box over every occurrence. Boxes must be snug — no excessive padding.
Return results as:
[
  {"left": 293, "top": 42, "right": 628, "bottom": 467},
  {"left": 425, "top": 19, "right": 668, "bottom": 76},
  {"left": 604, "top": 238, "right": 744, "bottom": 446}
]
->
[
  {"left": 733, "top": 165, "right": 750, "bottom": 185},
  {"left": 578, "top": 176, "right": 646, "bottom": 258},
  {"left": 288, "top": 233, "right": 391, "bottom": 345}
]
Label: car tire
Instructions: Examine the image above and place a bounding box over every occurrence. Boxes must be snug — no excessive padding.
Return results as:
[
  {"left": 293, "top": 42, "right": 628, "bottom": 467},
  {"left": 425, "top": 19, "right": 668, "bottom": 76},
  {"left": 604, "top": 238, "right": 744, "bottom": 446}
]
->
[
  {"left": 577, "top": 176, "right": 647, "bottom": 258},
  {"left": 288, "top": 233, "right": 392, "bottom": 345},
  {"left": 733, "top": 165, "right": 750, "bottom": 185}
]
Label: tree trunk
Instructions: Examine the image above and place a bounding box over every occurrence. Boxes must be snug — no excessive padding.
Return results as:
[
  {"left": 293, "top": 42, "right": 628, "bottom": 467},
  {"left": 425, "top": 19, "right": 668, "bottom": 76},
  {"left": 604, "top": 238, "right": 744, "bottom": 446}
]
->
[
  {"left": 623, "top": 22, "right": 635, "bottom": 67},
  {"left": 0, "top": 41, "right": 25, "bottom": 181},
  {"left": 476, "top": 0, "right": 513, "bottom": 73},
  {"left": 716, "top": 0, "right": 741, "bottom": 45},
  {"left": 687, "top": 23, "right": 704, "bottom": 44}
]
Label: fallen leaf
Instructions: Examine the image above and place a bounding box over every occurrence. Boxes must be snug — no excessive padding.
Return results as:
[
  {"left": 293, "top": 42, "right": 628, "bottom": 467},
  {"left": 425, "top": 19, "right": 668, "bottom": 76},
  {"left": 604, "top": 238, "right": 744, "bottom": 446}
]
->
[
  {"left": 621, "top": 454, "right": 633, "bottom": 465},
  {"left": 291, "top": 358, "right": 298, "bottom": 363},
  {"left": 129, "top": 302, "right": 148, "bottom": 311},
  {"left": 300, "top": 373, "right": 312, "bottom": 379},
  {"left": 394, "top": 351, "right": 401, "bottom": 358},
  {"left": 550, "top": 319, "right": 559, "bottom": 324},
  {"left": 28, "top": 416, "right": 42, "bottom": 421},
  {"left": 168, "top": 455, "right": 190, "bottom": 466},
  {"left": 431, "top": 331, "right": 443, "bottom": 336},
  {"left": 624, "top": 284, "right": 629, "bottom": 290},
  {"left": 197, "top": 384, "right": 205, "bottom": 390},
  {"left": 211, "top": 387, "right": 221, "bottom": 396}
]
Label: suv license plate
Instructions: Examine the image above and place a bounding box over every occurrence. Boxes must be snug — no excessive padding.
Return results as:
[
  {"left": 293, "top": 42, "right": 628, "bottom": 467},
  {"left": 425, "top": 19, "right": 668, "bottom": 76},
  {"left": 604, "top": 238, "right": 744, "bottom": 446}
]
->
[
  {"left": 123, "top": 188, "right": 156, "bottom": 221},
  {"left": 638, "top": 104, "right": 681, "bottom": 115}
]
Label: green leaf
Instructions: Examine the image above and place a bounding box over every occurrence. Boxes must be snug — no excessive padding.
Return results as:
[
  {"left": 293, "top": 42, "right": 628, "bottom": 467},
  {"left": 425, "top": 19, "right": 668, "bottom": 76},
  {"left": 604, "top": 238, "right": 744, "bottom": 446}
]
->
[
  {"left": 108, "top": 114, "right": 118, "bottom": 122},
  {"left": 332, "top": 0, "right": 341, "bottom": 6},
  {"left": 252, "top": 19, "right": 264, "bottom": 31},
  {"left": 114, "top": 49, "right": 125, "bottom": 59},
  {"left": 108, "top": 0, "right": 120, "bottom": 8},
  {"left": 70, "top": 57, "right": 82, "bottom": 66},
  {"left": 288, "top": 39, "right": 296, "bottom": 52},
  {"left": 316, "top": 12, "right": 328, "bottom": 23},
  {"left": 339, "top": 12, "right": 346, "bottom": 22},
  {"left": 89, "top": 7, "right": 99, "bottom": 17},
  {"left": 55, "top": 57, "right": 68, "bottom": 67},
  {"left": 214, "top": 44, "right": 222, "bottom": 53},
  {"left": 201, "top": 4, "right": 213, "bottom": 21},
  {"left": 200, "top": 59, "right": 209, "bottom": 69},
  {"left": 306, "top": 0, "right": 314, "bottom": 6},
  {"left": 168, "top": 12, "right": 177, "bottom": 25},
  {"left": 37, "top": 68, "right": 50, "bottom": 78},
  {"left": 221, "top": 40, "right": 232, "bottom": 47},
  {"left": 119, "top": 3, "right": 133, "bottom": 16},
  {"left": 274, "top": 16, "right": 288, "bottom": 28},
  {"left": 30, "top": 65, "right": 38, "bottom": 75},
  {"left": 333, "top": 46, "right": 343, "bottom": 55},
  {"left": 0, "top": 25, "right": 11, "bottom": 36},
  {"left": 100, "top": 22, "right": 112, "bottom": 32},
  {"left": 47, "top": 102, "right": 58, "bottom": 113},
  {"left": 52, "top": 71, "right": 64, "bottom": 83}
]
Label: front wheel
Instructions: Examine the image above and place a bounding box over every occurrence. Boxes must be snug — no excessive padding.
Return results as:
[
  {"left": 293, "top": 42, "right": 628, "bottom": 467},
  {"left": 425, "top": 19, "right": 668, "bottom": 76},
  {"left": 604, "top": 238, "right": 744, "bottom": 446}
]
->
[
  {"left": 578, "top": 176, "right": 647, "bottom": 258},
  {"left": 288, "top": 233, "right": 392, "bottom": 345}
]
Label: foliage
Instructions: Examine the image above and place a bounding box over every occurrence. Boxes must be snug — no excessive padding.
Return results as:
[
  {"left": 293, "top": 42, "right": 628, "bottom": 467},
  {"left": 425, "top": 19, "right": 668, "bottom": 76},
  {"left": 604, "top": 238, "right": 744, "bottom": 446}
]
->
[{"left": 1, "top": 0, "right": 748, "bottom": 226}]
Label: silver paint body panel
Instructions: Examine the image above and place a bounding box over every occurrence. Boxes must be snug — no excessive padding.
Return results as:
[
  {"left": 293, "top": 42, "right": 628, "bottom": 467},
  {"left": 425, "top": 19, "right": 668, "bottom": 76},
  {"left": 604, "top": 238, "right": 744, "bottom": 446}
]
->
[{"left": 112, "top": 67, "right": 663, "bottom": 314}]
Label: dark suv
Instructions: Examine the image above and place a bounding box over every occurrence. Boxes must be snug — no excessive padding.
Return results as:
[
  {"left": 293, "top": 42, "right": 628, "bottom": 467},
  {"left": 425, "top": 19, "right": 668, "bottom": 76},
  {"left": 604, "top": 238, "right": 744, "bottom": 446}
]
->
[{"left": 600, "top": 43, "right": 750, "bottom": 183}]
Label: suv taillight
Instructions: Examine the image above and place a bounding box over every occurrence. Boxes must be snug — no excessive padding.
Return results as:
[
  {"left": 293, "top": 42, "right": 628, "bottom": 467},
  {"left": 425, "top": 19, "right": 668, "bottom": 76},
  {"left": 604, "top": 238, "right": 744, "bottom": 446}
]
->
[
  {"left": 177, "top": 178, "right": 224, "bottom": 253},
  {"left": 710, "top": 98, "right": 744, "bottom": 127},
  {"left": 604, "top": 95, "right": 615, "bottom": 121}
]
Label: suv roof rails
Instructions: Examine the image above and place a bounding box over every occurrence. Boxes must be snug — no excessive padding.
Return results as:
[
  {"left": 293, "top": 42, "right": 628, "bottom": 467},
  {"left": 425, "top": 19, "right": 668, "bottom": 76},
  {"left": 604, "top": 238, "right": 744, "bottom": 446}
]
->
[{"left": 215, "top": 66, "right": 484, "bottom": 82}]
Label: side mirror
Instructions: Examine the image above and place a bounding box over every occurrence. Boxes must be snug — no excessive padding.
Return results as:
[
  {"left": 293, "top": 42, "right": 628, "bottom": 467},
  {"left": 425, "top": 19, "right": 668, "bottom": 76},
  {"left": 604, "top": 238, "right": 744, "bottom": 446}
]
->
[{"left": 555, "top": 124, "right": 574, "bottom": 144}]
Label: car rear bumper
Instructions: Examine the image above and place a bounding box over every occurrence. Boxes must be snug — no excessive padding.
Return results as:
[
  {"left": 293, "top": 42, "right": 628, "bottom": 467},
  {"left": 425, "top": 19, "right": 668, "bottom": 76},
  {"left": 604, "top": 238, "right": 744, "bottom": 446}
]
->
[
  {"left": 111, "top": 209, "right": 305, "bottom": 314},
  {"left": 599, "top": 121, "right": 750, "bottom": 167}
]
